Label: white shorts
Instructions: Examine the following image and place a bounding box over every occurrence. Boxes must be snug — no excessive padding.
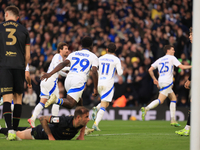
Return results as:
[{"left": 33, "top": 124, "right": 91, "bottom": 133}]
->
[
  {"left": 98, "top": 84, "right": 114, "bottom": 102},
  {"left": 64, "top": 75, "right": 86, "bottom": 103},
  {"left": 40, "top": 78, "right": 59, "bottom": 99},
  {"left": 159, "top": 82, "right": 173, "bottom": 96}
]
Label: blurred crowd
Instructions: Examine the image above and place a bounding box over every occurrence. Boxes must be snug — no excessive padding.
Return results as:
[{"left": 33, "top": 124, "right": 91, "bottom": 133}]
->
[{"left": 0, "top": 0, "right": 192, "bottom": 107}]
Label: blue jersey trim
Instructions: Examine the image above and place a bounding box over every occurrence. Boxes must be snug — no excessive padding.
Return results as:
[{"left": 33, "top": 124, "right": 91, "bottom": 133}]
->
[
  {"left": 101, "top": 85, "right": 114, "bottom": 100},
  {"left": 159, "top": 82, "right": 173, "bottom": 91},
  {"left": 49, "top": 79, "right": 57, "bottom": 95},
  {"left": 67, "top": 82, "right": 86, "bottom": 94}
]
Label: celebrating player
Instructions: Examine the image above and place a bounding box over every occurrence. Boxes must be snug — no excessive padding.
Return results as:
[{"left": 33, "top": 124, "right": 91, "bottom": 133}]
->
[
  {"left": 28, "top": 42, "right": 69, "bottom": 128},
  {"left": 141, "top": 45, "right": 192, "bottom": 126},
  {"left": 91, "top": 43, "right": 123, "bottom": 131},
  {"left": 41, "top": 36, "right": 98, "bottom": 135},
  {"left": 41, "top": 36, "right": 98, "bottom": 109},
  {"left": 0, "top": 6, "right": 30, "bottom": 140},
  {"left": 0, "top": 106, "right": 89, "bottom": 140}
]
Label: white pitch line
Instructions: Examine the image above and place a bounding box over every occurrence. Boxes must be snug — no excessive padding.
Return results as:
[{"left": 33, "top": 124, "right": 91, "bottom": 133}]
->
[{"left": 85, "top": 133, "right": 173, "bottom": 137}]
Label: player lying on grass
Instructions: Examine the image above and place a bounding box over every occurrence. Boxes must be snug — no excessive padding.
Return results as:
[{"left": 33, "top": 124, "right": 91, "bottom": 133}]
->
[{"left": 0, "top": 106, "right": 91, "bottom": 140}]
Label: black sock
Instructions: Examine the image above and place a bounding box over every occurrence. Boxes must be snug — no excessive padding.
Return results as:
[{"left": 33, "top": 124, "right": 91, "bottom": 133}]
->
[
  {"left": 187, "top": 109, "right": 190, "bottom": 126},
  {"left": 13, "top": 104, "right": 22, "bottom": 130},
  {"left": 3, "top": 102, "right": 12, "bottom": 130},
  {"left": 0, "top": 127, "right": 8, "bottom": 136}
]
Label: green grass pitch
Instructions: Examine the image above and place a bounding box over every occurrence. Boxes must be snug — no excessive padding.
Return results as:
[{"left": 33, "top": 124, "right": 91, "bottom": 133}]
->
[{"left": 0, "top": 119, "right": 189, "bottom": 150}]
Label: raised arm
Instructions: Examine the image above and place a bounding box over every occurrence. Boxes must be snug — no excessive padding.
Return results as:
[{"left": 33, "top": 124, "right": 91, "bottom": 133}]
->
[
  {"left": 39, "top": 116, "right": 55, "bottom": 140},
  {"left": 178, "top": 64, "right": 192, "bottom": 70},
  {"left": 41, "top": 59, "right": 70, "bottom": 80}
]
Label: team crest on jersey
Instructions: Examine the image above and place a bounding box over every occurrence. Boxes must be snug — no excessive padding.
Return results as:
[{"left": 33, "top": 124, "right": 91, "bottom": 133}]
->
[{"left": 52, "top": 117, "right": 59, "bottom": 123}]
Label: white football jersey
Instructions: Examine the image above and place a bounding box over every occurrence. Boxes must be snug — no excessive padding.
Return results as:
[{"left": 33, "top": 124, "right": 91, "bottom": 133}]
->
[
  {"left": 47, "top": 54, "right": 64, "bottom": 80},
  {"left": 152, "top": 55, "right": 181, "bottom": 84},
  {"left": 98, "top": 54, "right": 123, "bottom": 86},
  {"left": 66, "top": 49, "right": 99, "bottom": 81}
]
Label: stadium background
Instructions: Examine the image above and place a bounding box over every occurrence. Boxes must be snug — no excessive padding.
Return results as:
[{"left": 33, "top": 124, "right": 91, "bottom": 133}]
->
[{"left": 0, "top": 0, "right": 192, "bottom": 119}]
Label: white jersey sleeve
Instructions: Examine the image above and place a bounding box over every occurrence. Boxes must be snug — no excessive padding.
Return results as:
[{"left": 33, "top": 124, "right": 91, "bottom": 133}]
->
[
  {"left": 47, "top": 54, "right": 64, "bottom": 79},
  {"left": 172, "top": 56, "right": 181, "bottom": 67}
]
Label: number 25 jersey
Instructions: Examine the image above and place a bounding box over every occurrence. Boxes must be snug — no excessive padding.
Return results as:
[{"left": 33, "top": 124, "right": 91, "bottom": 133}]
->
[
  {"left": 151, "top": 55, "right": 181, "bottom": 84},
  {"left": 0, "top": 20, "right": 30, "bottom": 69},
  {"left": 66, "top": 49, "right": 99, "bottom": 81}
]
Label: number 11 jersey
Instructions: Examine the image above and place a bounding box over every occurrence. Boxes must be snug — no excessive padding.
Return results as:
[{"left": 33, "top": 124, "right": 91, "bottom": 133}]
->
[
  {"left": 98, "top": 54, "right": 123, "bottom": 86},
  {"left": 151, "top": 55, "right": 181, "bottom": 84}
]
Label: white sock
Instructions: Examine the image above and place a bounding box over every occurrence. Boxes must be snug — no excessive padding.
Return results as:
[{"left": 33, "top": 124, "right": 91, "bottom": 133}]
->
[
  {"left": 94, "top": 107, "right": 105, "bottom": 126},
  {"left": 146, "top": 99, "right": 160, "bottom": 111},
  {"left": 96, "top": 103, "right": 101, "bottom": 111},
  {"left": 31, "top": 102, "right": 44, "bottom": 121},
  {"left": 11, "top": 104, "right": 14, "bottom": 112},
  {"left": 51, "top": 104, "right": 60, "bottom": 116},
  {"left": 170, "top": 101, "right": 176, "bottom": 122},
  {"left": 185, "top": 125, "right": 190, "bottom": 130}
]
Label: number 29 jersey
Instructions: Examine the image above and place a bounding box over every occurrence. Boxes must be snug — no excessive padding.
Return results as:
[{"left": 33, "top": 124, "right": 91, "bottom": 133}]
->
[
  {"left": 0, "top": 20, "right": 30, "bottom": 69},
  {"left": 66, "top": 49, "right": 99, "bottom": 81},
  {"left": 151, "top": 55, "right": 181, "bottom": 84}
]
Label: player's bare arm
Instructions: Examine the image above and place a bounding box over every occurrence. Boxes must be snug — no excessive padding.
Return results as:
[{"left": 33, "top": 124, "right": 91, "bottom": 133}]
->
[
  {"left": 178, "top": 64, "right": 192, "bottom": 70},
  {"left": 185, "top": 80, "right": 191, "bottom": 89},
  {"left": 41, "top": 59, "right": 70, "bottom": 81},
  {"left": 91, "top": 66, "right": 98, "bottom": 97},
  {"left": 39, "top": 116, "right": 55, "bottom": 140},
  {"left": 76, "top": 126, "right": 85, "bottom": 140},
  {"left": 148, "top": 66, "right": 159, "bottom": 87},
  {"left": 25, "top": 71, "right": 32, "bottom": 88},
  {"left": 25, "top": 45, "right": 30, "bottom": 67}
]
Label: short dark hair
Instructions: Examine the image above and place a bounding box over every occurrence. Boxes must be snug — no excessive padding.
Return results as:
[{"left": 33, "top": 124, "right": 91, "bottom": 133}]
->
[
  {"left": 74, "top": 106, "right": 89, "bottom": 118},
  {"left": 107, "top": 43, "right": 116, "bottom": 53},
  {"left": 189, "top": 27, "right": 192, "bottom": 34},
  {"left": 5, "top": 5, "right": 19, "bottom": 17},
  {"left": 163, "top": 45, "right": 173, "bottom": 54},
  {"left": 81, "top": 36, "right": 93, "bottom": 50},
  {"left": 57, "top": 42, "right": 68, "bottom": 53}
]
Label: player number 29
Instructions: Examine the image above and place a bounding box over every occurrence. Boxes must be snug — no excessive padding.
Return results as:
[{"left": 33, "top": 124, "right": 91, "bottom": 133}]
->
[
  {"left": 6, "top": 28, "right": 17, "bottom": 45},
  {"left": 70, "top": 57, "right": 90, "bottom": 72}
]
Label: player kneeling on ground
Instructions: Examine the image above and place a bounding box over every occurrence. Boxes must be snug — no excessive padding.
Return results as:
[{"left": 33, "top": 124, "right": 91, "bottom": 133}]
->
[{"left": 0, "top": 106, "right": 91, "bottom": 140}]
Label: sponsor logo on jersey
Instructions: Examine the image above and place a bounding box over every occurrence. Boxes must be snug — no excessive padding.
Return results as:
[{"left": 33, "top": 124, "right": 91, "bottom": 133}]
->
[
  {"left": 5, "top": 51, "right": 17, "bottom": 57},
  {"left": 1, "top": 87, "right": 13, "bottom": 92}
]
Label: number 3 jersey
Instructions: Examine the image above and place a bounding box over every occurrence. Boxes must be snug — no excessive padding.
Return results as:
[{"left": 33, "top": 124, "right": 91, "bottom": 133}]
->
[
  {"left": 151, "top": 55, "right": 181, "bottom": 84},
  {"left": 0, "top": 20, "right": 30, "bottom": 69},
  {"left": 98, "top": 54, "right": 123, "bottom": 86},
  {"left": 66, "top": 49, "right": 99, "bottom": 81}
]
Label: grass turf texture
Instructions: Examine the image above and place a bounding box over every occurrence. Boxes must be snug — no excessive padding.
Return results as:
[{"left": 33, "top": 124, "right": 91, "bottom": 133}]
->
[{"left": 0, "top": 119, "right": 189, "bottom": 150}]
